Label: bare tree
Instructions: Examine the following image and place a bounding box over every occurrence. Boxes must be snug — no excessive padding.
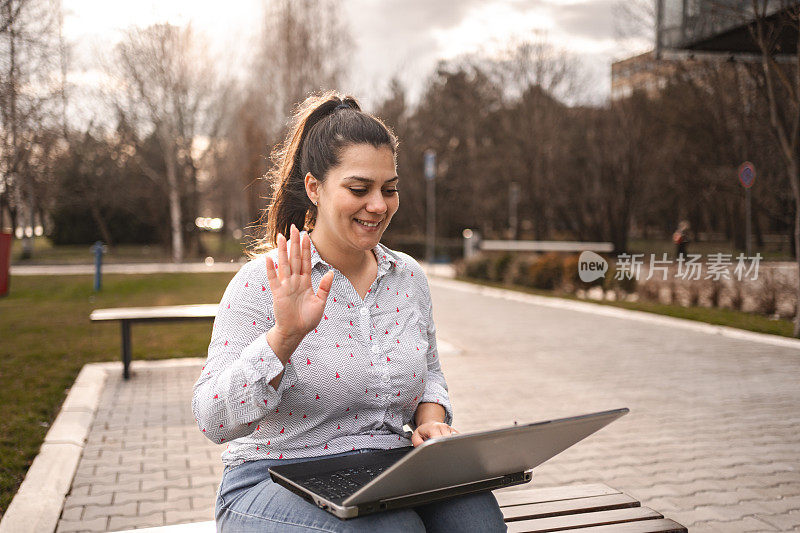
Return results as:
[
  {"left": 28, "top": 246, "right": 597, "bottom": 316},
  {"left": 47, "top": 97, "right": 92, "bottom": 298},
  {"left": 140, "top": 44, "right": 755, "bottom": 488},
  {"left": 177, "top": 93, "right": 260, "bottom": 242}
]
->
[
  {"left": 0, "top": 0, "right": 64, "bottom": 257},
  {"left": 736, "top": 0, "right": 800, "bottom": 335},
  {"left": 214, "top": 0, "right": 351, "bottom": 239},
  {"left": 109, "top": 23, "right": 222, "bottom": 262}
]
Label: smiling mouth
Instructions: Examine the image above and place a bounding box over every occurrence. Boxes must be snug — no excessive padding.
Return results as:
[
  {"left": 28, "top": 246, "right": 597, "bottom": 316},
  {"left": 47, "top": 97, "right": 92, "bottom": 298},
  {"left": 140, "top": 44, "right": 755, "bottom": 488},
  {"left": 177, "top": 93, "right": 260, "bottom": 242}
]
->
[{"left": 354, "top": 218, "right": 382, "bottom": 228}]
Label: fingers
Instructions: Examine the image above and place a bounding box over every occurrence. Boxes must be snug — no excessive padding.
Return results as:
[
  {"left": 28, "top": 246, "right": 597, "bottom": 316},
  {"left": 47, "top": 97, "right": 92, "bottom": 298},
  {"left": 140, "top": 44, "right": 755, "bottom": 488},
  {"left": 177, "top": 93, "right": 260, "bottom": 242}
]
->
[
  {"left": 277, "top": 232, "right": 290, "bottom": 280},
  {"left": 289, "top": 224, "right": 301, "bottom": 275},
  {"left": 265, "top": 255, "right": 278, "bottom": 290},
  {"left": 412, "top": 423, "right": 457, "bottom": 447},
  {"left": 301, "top": 231, "right": 311, "bottom": 278},
  {"left": 316, "top": 270, "right": 334, "bottom": 302}
]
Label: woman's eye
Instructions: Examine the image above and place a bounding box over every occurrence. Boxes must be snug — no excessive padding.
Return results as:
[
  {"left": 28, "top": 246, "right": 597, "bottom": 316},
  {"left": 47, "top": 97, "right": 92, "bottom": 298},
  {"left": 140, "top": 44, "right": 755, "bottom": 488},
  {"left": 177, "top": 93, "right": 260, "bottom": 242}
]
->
[{"left": 348, "top": 188, "right": 398, "bottom": 195}]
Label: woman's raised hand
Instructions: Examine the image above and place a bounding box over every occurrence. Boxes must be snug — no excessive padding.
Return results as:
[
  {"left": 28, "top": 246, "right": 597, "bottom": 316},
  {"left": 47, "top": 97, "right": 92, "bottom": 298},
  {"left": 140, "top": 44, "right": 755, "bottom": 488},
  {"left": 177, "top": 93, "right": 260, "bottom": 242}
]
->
[{"left": 265, "top": 224, "right": 334, "bottom": 342}]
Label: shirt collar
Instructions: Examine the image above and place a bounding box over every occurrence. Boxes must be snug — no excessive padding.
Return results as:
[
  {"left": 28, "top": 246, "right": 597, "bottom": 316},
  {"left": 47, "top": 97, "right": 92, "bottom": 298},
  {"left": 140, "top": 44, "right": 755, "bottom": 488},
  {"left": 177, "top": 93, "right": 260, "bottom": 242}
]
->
[{"left": 302, "top": 229, "right": 405, "bottom": 275}]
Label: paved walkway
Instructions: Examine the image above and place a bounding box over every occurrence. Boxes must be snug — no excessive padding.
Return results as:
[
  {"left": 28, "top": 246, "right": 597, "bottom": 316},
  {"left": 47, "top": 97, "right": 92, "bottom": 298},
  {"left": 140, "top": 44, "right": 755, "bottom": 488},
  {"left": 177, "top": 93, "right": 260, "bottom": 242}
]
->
[{"left": 35, "top": 277, "right": 800, "bottom": 531}]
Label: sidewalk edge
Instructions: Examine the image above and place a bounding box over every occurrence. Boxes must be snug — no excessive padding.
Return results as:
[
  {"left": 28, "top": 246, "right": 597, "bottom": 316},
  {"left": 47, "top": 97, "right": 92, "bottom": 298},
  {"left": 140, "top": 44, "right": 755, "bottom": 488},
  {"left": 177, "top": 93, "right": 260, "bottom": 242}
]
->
[{"left": 0, "top": 364, "right": 109, "bottom": 533}]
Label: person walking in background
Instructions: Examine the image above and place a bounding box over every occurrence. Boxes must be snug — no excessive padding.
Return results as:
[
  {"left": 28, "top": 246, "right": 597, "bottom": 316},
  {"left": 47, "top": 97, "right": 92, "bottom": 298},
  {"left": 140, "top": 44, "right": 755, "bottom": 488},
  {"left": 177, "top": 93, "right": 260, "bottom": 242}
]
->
[
  {"left": 192, "top": 91, "right": 507, "bottom": 532},
  {"left": 673, "top": 220, "right": 690, "bottom": 259}
]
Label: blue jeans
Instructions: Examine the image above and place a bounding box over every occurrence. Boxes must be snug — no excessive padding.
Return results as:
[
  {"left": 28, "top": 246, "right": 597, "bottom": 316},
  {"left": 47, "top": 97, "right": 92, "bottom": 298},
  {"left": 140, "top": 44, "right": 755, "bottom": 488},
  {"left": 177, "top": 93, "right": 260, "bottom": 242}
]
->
[{"left": 215, "top": 448, "right": 507, "bottom": 532}]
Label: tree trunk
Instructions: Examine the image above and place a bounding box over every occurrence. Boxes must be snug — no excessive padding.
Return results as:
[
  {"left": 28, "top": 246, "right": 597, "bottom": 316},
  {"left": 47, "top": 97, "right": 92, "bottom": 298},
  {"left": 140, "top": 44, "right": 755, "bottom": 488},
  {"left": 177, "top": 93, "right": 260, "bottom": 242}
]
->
[{"left": 163, "top": 137, "right": 183, "bottom": 263}]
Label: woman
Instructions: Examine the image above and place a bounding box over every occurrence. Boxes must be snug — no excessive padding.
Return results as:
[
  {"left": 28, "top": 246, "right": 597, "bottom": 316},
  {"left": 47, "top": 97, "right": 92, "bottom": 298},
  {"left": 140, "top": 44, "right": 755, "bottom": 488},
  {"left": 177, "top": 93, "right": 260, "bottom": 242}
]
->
[{"left": 192, "top": 92, "right": 506, "bottom": 532}]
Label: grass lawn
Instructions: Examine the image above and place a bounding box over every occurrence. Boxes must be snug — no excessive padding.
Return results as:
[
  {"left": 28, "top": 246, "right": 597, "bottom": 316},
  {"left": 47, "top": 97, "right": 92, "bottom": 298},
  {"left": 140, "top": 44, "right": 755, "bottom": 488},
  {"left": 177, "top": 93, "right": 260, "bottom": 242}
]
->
[
  {"left": 454, "top": 276, "right": 795, "bottom": 338},
  {"left": 0, "top": 272, "right": 234, "bottom": 516}
]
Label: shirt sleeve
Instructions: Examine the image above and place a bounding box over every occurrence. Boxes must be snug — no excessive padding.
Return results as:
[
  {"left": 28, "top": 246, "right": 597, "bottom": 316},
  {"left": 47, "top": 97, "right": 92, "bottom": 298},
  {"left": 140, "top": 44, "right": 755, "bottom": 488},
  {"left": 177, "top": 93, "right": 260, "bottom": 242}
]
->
[
  {"left": 191, "top": 257, "right": 299, "bottom": 444},
  {"left": 417, "top": 272, "right": 454, "bottom": 427}
]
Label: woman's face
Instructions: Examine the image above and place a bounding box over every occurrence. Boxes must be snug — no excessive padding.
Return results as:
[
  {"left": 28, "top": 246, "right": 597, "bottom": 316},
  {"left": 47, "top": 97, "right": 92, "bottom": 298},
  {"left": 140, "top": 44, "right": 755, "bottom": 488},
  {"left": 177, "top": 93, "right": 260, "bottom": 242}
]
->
[{"left": 308, "top": 143, "right": 399, "bottom": 253}]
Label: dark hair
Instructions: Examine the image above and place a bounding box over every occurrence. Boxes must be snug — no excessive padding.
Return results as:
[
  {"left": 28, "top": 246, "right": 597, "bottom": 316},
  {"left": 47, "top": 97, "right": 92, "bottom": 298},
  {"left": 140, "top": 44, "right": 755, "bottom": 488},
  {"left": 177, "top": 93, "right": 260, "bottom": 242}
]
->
[{"left": 247, "top": 91, "right": 398, "bottom": 257}]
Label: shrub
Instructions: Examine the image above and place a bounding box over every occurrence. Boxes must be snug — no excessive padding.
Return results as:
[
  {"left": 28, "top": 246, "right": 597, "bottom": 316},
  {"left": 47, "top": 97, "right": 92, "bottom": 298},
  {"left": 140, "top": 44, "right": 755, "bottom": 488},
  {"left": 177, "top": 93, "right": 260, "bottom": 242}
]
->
[
  {"left": 488, "top": 253, "right": 514, "bottom": 283},
  {"left": 729, "top": 280, "right": 745, "bottom": 310},
  {"left": 757, "top": 270, "right": 780, "bottom": 316},
  {"left": 462, "top": 255, "right": 492, "bottom": 280},
  {"left": 527, "top": 252, "right": 565, "bottom": 290},
  {"left": 605, "top": 262, "right": 637, "bottom": 296},
  {"left": 637, "top": 279, "right": 661, "bottom": 302},
  {"left": 506, "top": 255, "right": 536, "bottom": 286}
]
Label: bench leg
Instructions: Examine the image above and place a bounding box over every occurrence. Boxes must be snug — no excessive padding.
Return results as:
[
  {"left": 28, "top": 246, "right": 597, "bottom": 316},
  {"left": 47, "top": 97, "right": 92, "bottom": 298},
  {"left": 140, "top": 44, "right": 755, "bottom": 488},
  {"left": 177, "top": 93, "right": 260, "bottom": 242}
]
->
[{"left": 121, "top": 321, "right": 132, "bottom": 380}]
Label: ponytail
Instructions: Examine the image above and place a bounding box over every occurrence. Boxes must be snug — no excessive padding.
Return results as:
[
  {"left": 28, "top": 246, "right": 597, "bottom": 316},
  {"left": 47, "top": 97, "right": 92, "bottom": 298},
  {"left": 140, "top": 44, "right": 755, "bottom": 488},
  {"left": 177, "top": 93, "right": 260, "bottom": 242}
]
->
[{"left": 247, "top": 90, "right": 397, "bottom": 258}]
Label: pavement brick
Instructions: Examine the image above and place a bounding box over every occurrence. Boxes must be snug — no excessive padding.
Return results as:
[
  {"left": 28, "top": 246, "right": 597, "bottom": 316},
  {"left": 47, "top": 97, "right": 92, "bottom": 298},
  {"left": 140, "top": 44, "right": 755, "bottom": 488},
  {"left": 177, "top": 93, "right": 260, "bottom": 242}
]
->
[
  {"left": 139, "top": 496, "right": 191, "bottom": 515},
  {"left": 108, "top": 511, "right": 165, "bottom": 531},
  {"left": 83, "top": 500, "right": 137, "bottom": 520},
  {"left": 113, "top": 488, "right": 166, "bottom": 505},
  {"left": 59, "top": 505, "right": 83, "bottom": 521},
  {"left": 62, "top": 492, "right": 113, "bottom": 509},
  {"left": 140, "top": 475, "right": 191, "bottom": 492},
  {"left": 70, "top": 470, "right": 116, "bottom": 488},
  {"left": 192, "top": 495, "right": 217, "bottom": 512},
  {"left": 116, "top": 470, "right": 167, "bottom": 486},
  {"left": 189, "top": 472, "right": 221, "bottom": 488},
  {"left": 65, "top": 485, "right": 90, "bottom": 498},
  {"left": 758, "top": 511, "right": 800, "bottom": 531},
  {"left": 165, "top": 507, "right": 215, "bottom": 523},
  {"left": 89, "top": 480, "right": 140, "bottom": 496},
  {"left": 55, "top": 516, "right": 108, "bottom": 533},
  {"left": 166, "top": 485, "right": 217, "bottom": 502}
]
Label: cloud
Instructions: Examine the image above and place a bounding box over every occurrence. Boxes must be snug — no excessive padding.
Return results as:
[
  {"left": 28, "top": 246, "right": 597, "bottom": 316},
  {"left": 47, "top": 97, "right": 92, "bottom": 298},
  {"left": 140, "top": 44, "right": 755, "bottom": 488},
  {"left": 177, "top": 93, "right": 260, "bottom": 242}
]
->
[{"left": 549, "top": 0, "right": 618, "bottom": 41}]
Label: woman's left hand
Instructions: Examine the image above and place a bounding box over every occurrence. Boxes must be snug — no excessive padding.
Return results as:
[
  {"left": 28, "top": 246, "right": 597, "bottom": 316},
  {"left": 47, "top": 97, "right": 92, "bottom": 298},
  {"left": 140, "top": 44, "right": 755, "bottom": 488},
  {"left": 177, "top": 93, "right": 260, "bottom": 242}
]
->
[{"left": 411, "top": 421, "right": 460, "bottom": 447}]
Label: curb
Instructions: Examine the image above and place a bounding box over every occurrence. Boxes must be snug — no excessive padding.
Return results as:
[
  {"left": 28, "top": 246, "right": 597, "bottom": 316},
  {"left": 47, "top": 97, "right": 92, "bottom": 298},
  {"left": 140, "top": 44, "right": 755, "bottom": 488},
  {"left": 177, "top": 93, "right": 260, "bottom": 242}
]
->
[
  {"left": 0, "top": 357, "right": 205, "bottom": 533},
  {"left": 431, "top": 277, "right": 800, "bottom": 351}
]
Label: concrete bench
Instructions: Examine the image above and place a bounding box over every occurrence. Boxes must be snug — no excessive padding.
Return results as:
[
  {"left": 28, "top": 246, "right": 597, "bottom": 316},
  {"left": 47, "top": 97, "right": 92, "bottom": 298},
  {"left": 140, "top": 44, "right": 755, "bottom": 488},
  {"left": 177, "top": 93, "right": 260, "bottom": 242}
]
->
[
  {"left": 110, "top": 483, "right": 686, "bottom": 532},
  {"left": 90, "top": 304, "right": 217, "bottom": 379}
]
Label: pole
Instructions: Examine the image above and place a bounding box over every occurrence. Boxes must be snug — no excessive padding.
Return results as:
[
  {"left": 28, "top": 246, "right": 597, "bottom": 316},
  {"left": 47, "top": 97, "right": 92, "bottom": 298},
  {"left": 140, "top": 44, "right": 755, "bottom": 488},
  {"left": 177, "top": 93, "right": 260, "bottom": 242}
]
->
[
  {"left": 93, "top": 241, "right": 104, "bottom": 291},
  {"left": 424, "top": 150, "right": 436, "bottom": 264},
  {"left": 426, "top": 176, "right": 435, "bottom": 264},
  {"left": 509, "top": 182, "right": 519, "bottom": 239},
  {"left": 746, "top": 187, "right": 752, "bottom": 257}
]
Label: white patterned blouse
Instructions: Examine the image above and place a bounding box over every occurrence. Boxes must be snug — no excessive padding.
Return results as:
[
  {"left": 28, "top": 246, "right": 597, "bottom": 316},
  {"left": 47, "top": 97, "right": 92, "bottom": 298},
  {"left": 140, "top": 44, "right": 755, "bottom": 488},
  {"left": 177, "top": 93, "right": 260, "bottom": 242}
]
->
[{"left": 191, "top": 230, "right": 453, "bottom": 466}]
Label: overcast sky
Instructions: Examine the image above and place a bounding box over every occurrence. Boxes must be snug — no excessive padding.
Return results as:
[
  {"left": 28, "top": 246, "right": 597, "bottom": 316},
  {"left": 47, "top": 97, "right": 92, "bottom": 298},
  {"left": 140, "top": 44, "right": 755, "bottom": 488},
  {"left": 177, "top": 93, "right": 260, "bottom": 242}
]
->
[{"left": 61, "top": 0, "right": 652, "bottom": 111}]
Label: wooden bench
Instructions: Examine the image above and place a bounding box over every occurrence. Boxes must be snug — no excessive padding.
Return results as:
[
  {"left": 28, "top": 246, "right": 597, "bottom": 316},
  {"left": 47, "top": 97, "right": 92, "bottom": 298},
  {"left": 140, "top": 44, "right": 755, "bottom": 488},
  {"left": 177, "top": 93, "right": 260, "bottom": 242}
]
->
[
  {"left": 90, "top": 304, "right": 217, "bottom": 379},
  {"left": 109, "top": 483, "right": 686, "bottom": 532},
  {"left": 494, "top": 483, "right": 686, "bottom": 532}
]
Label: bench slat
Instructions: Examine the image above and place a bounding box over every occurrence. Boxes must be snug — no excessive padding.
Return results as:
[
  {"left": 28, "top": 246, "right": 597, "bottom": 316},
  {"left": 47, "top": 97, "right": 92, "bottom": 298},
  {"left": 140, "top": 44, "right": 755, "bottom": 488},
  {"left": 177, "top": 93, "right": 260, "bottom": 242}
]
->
[
  {"left": 90, "top": 304, "right": 218, "bottom": 321},
  {"left": 543, "top": 518, "right": 687, "bottom": 533},
  {"left": 506, "top": 506, "right": 662, "bottom": 532},
  {"left": 502, "top": 493, "right": 639, "bottom": 522},
  {"left": 496, "top": 484, "right": 620, "bottom": 507}
]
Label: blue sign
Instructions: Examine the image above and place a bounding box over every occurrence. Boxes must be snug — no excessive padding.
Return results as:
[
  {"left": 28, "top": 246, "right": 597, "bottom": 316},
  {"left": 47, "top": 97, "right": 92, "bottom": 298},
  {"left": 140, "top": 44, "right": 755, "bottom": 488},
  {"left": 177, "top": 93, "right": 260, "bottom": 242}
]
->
[
  {"left": 424, "top": 150, "right": 436, "bottom": 181},
  {"left": 738, "top": 161, "right": 756, "bottom": 188}
]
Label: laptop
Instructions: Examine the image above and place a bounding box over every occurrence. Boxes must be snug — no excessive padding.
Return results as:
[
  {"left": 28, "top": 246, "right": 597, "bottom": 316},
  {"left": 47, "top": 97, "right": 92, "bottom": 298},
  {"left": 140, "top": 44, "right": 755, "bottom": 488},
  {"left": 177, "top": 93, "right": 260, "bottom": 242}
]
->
[{"left": 269, "top": 407, "right": 629, "bottom": 519}]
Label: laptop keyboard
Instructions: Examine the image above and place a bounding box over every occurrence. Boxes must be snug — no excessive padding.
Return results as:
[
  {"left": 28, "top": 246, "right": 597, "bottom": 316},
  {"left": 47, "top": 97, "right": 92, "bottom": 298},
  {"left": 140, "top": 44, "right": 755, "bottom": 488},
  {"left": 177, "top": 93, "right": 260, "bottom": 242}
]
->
[{"left": 300, "top": 463, "right": 393, "bottom": 500}]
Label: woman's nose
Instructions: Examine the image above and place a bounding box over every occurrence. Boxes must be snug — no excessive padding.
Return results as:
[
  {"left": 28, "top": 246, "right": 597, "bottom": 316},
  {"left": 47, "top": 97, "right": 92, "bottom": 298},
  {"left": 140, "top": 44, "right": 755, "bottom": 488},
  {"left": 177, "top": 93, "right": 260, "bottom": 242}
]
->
[{"left": 366, "top": 191, "right": 387, "bottom": 214}]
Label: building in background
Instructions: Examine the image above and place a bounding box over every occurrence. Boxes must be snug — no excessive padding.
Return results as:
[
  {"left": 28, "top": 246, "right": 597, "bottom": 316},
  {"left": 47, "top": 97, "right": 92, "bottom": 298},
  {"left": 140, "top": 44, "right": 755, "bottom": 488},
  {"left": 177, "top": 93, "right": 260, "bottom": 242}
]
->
[{"left": 656, "top": 0, "right": 798, "bottom": 57}]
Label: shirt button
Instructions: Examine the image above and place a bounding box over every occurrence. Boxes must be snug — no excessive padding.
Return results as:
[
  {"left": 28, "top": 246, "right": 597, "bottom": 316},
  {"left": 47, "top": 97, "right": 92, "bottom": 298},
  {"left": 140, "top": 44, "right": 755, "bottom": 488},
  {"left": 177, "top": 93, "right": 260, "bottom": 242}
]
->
[
  {"left": 371, "top": 345, "right": 379, "bottom": 354},
  {"left": 381, "top": 374, "right": 389, "bottom": 383},
  {"left": 360, "top": 308, "right": 368, "bottom": 316}
]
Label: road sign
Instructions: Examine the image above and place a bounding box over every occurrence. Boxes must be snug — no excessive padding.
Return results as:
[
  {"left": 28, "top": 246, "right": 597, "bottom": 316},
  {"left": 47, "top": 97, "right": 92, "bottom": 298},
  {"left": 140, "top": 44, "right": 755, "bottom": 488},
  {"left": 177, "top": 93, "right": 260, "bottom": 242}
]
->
[
  {"left": 424, "top": 150, "right": 436, "bottom": 181},
  {"left": 738, "top": 161, "right": 756, "bottom": 188}
]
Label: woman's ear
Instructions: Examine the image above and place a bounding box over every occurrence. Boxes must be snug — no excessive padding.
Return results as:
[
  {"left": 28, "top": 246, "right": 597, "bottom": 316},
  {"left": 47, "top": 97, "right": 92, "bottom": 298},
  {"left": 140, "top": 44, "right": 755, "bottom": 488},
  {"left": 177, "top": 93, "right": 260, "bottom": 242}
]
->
[{"left": 304, "top": 172, "right": 319, "bottom": 204}]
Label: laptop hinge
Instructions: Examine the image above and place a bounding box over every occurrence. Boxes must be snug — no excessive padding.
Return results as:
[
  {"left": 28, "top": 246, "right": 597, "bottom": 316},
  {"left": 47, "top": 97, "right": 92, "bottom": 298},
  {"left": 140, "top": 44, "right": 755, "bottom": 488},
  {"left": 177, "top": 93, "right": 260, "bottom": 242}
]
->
[{"left": 368, "top": 471, "right": 531, "bottom": 510}]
